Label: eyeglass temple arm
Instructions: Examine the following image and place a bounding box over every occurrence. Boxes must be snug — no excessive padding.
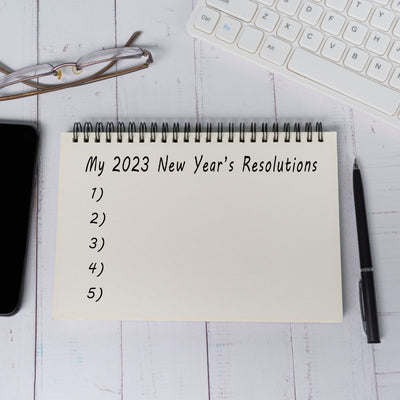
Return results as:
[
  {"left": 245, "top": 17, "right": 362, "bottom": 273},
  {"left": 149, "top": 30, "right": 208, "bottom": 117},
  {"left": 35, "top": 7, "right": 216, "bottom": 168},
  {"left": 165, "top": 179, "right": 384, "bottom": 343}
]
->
[
  {"left": 0, "top": 62, "right": 150, "bottom": 101},
  {"left": 0, "top": 31, "right": 148, "bottom": 91}
]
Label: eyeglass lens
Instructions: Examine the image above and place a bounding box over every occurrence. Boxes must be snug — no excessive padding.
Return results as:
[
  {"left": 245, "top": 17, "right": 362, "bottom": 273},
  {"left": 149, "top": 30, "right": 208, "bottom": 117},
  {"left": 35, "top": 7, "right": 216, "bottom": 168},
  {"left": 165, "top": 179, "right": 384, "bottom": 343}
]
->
[
  {"left": 0, "top": 64, "right": 55, "bottom": 88},
  {"left": 75, "top": 47, "right": 145, "bottom": 69}
]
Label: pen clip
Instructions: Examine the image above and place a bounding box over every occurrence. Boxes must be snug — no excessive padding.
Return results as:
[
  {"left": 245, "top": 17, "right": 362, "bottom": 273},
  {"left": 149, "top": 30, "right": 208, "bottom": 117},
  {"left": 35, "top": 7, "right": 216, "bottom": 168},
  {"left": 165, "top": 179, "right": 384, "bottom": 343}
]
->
[{"left": 359, "top": 279, "right": 367, "bottom": 335}]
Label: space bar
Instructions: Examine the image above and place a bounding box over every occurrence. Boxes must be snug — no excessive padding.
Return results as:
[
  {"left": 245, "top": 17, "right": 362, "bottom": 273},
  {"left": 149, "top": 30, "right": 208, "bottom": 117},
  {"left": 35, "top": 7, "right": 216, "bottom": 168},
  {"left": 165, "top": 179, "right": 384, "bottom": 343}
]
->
[{"left": 287, "top": 49, "right": 400, "bottom": 116}]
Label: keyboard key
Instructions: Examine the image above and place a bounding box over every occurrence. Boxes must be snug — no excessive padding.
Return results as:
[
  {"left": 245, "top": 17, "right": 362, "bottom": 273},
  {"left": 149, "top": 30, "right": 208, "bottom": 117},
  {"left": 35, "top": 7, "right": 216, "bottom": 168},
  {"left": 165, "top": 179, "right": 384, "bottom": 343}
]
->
[
  {"left": 388, "top": 40, "right": 400, "bottom": 62},
  {"left": 206, "top": 0, "right": 257, "bottom": 22},
  {"left": 194, "top": 7, "right": 220, "bottom": 33},
  {"left": 393, "top": 19, "right": 400, "bottom": 37},
  {"left": 276, "top": 0, "right": 301, "bottom": 16},
  {"left": 348, "top": 0, "right": 373, "bottom": 21},
  {"left": 365, "top": 31, "right": 391, "bottom": 55},
  {"left": 321, "top": 37, "right": 346, "bottom": 61},
  {"left": 255, "top": 8, "right": 280, "bottom": 32},
  {"left": 370, "top": 7, "right": 395, "bottom": 31},
  {"left": 216, "top": 16, "right": 242, "bottom": 43},
  {"left": 389, "top": 66, "right": 400, "bottom": 89},
  {"left": 277, "top": 17, "right": 302, "bottom": 41},
  {"left": 366, "top": 57, "right": 392, "bottom": 81},
  {"left": 326, "top": 0, "right": 349, "bottom": 11},
  {"left": 257, "top": 0, "right": 275, "bottom": 4},
  {"left": 299, "top": 28, "right": 324, "bottom": 51},
  {"left": 288, "top": 49, "right": 400, "bottom": 115},
  {"left": 298, "top": 2, "right": 323, "bottom": 25},
  {"left": 238, "top": 26, "right": 264, "bottom": 52},
  {"left": 259, "top": 36, "right": 291, "bottom": 64},
  {"left": 321, "top": 11, "right": 346, "bottom": 35},
  {"left": 344, "top": 47, "right": 370, "bottom": 70},
  {"left": 392, "top": 0, "right": 400, "bottom": 12},
  {"left": 343, "top": 21, "right": 368, "bottom": 45}
]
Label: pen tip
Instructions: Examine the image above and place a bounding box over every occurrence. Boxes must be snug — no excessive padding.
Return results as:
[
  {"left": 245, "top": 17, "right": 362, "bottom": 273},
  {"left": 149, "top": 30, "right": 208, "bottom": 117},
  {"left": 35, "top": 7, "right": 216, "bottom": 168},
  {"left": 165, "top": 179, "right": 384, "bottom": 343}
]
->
[{"left": 353, "top": 158, "right": 359, "bottom": 169}]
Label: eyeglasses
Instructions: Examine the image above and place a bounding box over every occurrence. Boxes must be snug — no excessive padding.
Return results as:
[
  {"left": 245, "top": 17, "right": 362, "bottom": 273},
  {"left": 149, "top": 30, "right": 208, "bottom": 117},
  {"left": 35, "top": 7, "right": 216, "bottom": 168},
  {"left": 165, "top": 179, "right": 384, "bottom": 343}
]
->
[{"left": 0, "top": 31, "right": 153, "bottom": 101}]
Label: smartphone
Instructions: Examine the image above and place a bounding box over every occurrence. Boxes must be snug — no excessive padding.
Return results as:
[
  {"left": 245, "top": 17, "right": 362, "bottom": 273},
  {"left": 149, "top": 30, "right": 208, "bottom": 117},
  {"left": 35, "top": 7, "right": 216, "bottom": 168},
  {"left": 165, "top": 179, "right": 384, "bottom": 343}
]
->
[{"left": 0, "top": 124, "right": 38, "bottom": 316}]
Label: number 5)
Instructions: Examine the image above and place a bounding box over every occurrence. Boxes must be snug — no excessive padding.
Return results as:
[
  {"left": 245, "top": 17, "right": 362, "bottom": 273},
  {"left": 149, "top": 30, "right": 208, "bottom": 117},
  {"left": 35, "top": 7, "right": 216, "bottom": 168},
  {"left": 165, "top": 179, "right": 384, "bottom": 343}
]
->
[{"left": 86, "top": 287, "right": 103, "bottom": 302}]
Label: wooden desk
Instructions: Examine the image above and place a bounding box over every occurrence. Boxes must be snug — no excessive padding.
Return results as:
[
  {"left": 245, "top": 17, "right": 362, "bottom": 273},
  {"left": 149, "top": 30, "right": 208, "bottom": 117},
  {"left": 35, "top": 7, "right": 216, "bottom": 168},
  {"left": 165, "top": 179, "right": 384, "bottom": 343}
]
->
[{"left": 1, "top": 1, "right": 399, "bottom": 399}]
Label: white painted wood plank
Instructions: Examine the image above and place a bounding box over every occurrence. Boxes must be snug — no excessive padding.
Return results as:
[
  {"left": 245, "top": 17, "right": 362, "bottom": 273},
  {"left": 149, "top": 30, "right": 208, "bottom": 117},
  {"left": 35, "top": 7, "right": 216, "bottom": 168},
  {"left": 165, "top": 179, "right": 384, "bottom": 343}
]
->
[
  {"left": 35, "top": 1, "right": 122, "bottom": 399},
  {"left": 269, "top": 74, "right": 344, "bottom": 124},
  {"left": 376, "top": 372, "right": 400, "bottom": 400},
  {"left": 0, "top": 1, "right": 37, "bottom": 400},
  {"left": 362, "top": 167, "right": 400, "bottom": 316},
  {"left": 116, "top": 0, "right": 199, "bottom": 121},
  {"left": 192, "top": 41, "right": 277, "bottom": 122},
  {"left": 291, "top": 322, "right": 377, "bottom": 399},
  {"left": 121, "top": 322, "right": 209, "bottom": 400},
  {"left": 116, "top": 3, "right": 209, "bottom": 400},
  {"left": 349, "top": 117, "right": 400, "bottom": 317},
  {"left": 373, "top": 314, "right": 400, "bottom": 374},
  {"left": 208, "top": 322, "right": 296, "bottom": 400},
  {"left": 349, "top": 113, "right": 400, "bottom": 398}
]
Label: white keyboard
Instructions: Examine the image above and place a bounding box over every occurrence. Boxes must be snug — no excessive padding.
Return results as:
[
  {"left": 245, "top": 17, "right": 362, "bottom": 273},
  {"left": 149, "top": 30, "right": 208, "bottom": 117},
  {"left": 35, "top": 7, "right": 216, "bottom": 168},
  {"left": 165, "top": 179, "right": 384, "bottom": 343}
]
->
[{"left": 187, "top": 0, "right": 400, "bottom": 128}]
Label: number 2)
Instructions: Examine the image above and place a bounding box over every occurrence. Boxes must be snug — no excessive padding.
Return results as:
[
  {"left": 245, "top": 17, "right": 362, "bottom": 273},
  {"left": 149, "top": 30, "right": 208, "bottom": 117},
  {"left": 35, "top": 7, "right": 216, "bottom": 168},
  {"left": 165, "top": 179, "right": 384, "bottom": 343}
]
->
[{"left": 90, "top": 212, "right": 106, "bottom": 227}]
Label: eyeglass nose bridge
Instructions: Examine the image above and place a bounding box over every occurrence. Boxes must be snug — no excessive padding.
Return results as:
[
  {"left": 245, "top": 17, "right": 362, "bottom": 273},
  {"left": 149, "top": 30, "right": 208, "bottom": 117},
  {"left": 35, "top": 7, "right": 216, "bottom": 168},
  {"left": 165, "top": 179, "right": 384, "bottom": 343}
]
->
[
  {"left": 50, "top": 61, "right": 106, "bottom": 77},
  {"left": 51, "top": 62, "right": 79, "bottom": 80}
]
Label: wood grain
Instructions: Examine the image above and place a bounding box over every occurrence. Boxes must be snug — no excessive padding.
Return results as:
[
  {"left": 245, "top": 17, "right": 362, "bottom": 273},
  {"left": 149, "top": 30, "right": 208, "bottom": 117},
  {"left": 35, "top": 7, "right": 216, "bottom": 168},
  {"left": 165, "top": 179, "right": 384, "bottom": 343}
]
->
[{"left": 34, "top": 1, "right": 121, "bottom": 399}]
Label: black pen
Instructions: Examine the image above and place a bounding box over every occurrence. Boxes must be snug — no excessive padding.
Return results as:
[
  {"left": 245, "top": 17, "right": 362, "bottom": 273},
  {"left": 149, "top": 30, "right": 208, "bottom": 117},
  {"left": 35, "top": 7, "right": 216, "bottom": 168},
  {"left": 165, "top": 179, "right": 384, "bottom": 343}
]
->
[{"left": 353, "top": 159, "right": 380, "bottom": 344}]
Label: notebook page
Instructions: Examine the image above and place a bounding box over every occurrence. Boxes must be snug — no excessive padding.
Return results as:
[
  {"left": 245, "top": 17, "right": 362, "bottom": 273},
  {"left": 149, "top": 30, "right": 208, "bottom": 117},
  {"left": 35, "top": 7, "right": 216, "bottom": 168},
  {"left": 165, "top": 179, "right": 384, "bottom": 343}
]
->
[{"left": 53, "top": 131, "right": 342, "bottom": 321}]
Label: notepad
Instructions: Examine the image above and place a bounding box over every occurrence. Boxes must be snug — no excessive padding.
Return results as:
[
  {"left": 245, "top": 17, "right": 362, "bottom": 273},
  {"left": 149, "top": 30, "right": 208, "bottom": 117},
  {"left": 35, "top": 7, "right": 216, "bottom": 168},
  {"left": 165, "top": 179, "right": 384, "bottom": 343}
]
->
[{"left": 53, "top": 122, "right": 342, "bottom": 322}]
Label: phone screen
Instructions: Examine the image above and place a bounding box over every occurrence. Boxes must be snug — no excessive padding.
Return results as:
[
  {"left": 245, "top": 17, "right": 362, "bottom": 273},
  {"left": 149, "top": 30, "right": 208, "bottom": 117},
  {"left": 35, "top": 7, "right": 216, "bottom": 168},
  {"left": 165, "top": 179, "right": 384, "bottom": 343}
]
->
[{"left": 0, "top": 124, "right": 38, "bottom": 315}]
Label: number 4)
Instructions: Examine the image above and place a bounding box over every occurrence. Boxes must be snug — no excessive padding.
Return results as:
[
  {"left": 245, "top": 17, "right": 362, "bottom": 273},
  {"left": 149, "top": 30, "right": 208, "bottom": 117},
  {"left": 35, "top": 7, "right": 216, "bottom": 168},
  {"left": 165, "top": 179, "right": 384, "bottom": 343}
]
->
[{"left": 89, "top": 262, "right": 104, "bottom": 277}]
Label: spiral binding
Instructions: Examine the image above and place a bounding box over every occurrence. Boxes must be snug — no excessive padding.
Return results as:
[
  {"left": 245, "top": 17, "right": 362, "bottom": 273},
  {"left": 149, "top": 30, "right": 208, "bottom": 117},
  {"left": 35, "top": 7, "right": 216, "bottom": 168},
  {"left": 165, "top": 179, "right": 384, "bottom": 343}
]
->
[{"left": 72, "top": 121, "right": 324, "bottom": 143}]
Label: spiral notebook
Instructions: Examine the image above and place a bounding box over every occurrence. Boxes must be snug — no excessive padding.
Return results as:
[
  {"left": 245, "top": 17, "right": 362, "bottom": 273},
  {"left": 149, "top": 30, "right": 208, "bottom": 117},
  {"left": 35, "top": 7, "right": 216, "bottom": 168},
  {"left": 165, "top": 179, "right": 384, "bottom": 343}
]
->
[{"left": 53, "top": 122, "right": 342, "bottom": 322}]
